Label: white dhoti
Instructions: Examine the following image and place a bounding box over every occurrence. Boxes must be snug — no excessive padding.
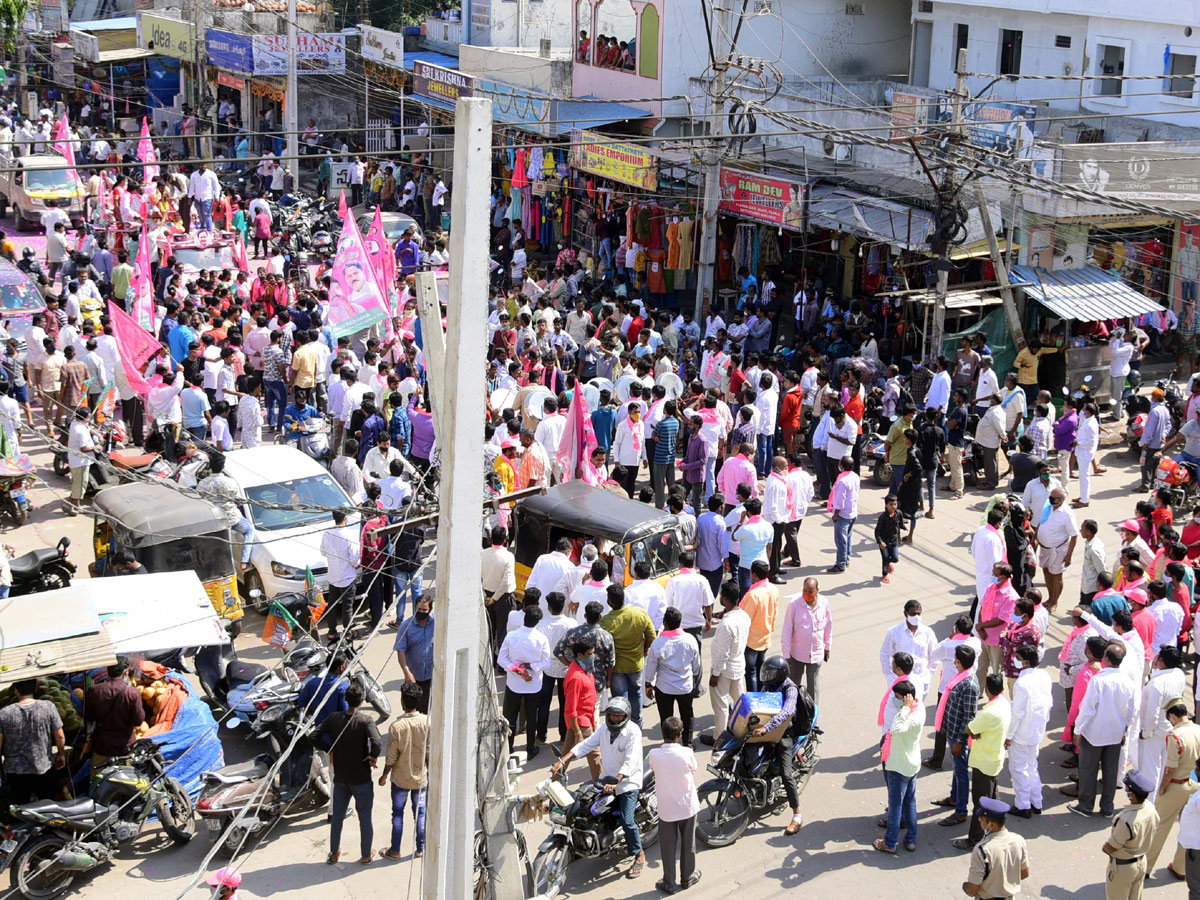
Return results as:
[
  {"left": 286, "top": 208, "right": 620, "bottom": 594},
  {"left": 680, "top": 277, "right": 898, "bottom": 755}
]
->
[
  {"left": 1009, "top": 741, "right": 1043, "bottom": 811},
  {"left": 1119, "top": 705, "right": 1141, "bottom": 774},
  {"left": 1038, "top": 542, "right": 1069, "bottom": 575},
  {"left": 1139, "top": 734, "right": 1167, "bottom": 788},
  {"left": 1076, "top": 451, "right": 1095, "bottom": 503}
]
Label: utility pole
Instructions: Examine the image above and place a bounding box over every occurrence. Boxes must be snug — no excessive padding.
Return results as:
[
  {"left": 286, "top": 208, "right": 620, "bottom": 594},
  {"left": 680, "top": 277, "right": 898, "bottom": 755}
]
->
[
  {"left": 928, "top": 48, "right": 969, "bottom": 359},
  {"left": 420, "top": 96, "right": 496, "bottom": 900},
  {"left": 285, "top": 0, "right": 299, "bottom": 175},
  {"left": 693, "top": 1, "right": 732, "bottom": 322},
  {"left": 972, "top": 180, "right": 1024, "bottom": 348}
]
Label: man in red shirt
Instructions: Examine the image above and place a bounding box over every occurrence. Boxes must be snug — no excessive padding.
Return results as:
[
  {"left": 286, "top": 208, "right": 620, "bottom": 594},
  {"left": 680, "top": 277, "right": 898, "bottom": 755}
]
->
[
  {"left": 83, "top": 660, "right": 144, "bottom": 771},
  {"left": 844, "top": 380, "right": 866, "bottom": 473},
  {"left": 1125, "top": 589, "right": 1157, "bottom": 664},
  {"left": 780, "top": 369, "right": 803, "bottom": 456},
  {"left": 559, "top": 635, "right": 600, "bottom": 778}
]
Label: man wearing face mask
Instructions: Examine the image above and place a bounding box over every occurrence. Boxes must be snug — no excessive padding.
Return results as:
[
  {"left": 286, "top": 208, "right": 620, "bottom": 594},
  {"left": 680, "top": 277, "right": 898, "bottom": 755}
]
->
[
  {"left": 976, "top": 563, "right": 1019, "bottom": 689},
  {"left": 963, "top": 797, "right": 1029, "bottom": 897},
  {"left": 1005, "top": 644, "right": 1053, "bottom": 818},
  {"left": 970, "top": 507, "right": 1008, "bottom": 619},
  {"left": 879, "top": 600, "right": 937, "bottom": 697},
  {"left": 999, "top": 599, "right": 1042, "bottom": 692},
  {"left": 551, "top": 696, "right": 647, "bottom": 878},
  {"left": 559, "top": 635, "right": 601, "bottom": 779},
  {"left": 1102, "top": 771, "right": 1160, "bottom": 899},
  {"left": 1020, "top": 461, "right": 1062, "bottom": 522},
  {"left": 1036, "top": 488, "right": 1079, "bottom": 612}
]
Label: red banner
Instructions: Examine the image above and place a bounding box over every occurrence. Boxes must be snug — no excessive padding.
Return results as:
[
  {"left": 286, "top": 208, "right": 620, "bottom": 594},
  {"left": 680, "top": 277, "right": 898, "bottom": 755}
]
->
[{"left": 718, "top": 167, "right": 805, "bottom": 231}]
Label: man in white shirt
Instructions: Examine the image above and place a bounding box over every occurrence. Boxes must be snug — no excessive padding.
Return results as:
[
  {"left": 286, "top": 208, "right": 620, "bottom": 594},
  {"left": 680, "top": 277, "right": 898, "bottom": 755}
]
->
[
  {"left": 1006, "top": 644, "right": 1053, "bottom": 816},
  {"left": 569, "top": 559, "right": 610, "bottom": 622},
  {"left": 1067, "top": 641, "right": 1137, "bottom": 818},
  {"left": 925, "top": 615, "right": 981, "bottom": 768},
  {"left": 535, "top": 592, "right": 577, "bottom": 745},
  {"left": 926, "top": 356, "right": 953, "bottom": 419},
  {"left": 663, "top": 552, "right": 713, "bottom": 640},
  {"left": 525, "top": 539, "right": 576, "bottom": 612},
  {"left": 625, "top": 562, "right": 669, "bottom": 631},
  {"left": 551, "top": 697, "right": 646, "bottom": 876},
  {"left": 65, "top": 408, "right": 96, "bottom": 514},
  {"left": 1036, "top": 488, "right": 1078, "bottom": 611},
  {"left": 973, "top": 356, "right": 1000, "bottom": 413},
  {"left": 1146, "top": 582, "right": 1185, "bottom": 658},
  {"left": 317, "top": 508, "right": 361, "bottom": 643},
  {"left": 970, "top": 507, "right": 1008, "bottom": 615},
  {"left": 534, "top": 399, "right": 566, "bottom": 482},
  {"left": 187, "top": 163, "right": 222, "bottom": 231},
  {"left": 497, "top": 604, "right": 552, "bottom": 755},
  {"left": 1139, "top": 647, "right": 1187, "bottom": 786},
  {"left": 705, "top": 581, "right": 748, "bottom": 744},
  {"left": 361, "top": 432, "right": 404, "bottom": 483},
  {"left": 878, "top": 600, "right": 937, "bottom": 694}
]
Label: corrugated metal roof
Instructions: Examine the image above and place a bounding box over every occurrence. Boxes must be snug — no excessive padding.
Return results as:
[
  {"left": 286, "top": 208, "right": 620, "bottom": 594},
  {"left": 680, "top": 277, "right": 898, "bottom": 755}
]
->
[
  {"left": 1009, "top": 265, "right": 1162, "bottom": 322},
  {"left": 808, "top": 184, "right": 935, "bottom": 251},
  {"left": 552, "top": 98, "right": 651, "bottom": 135},
  {"left": 907, "top": 287, "right": 1005, "bottom": 310},
  {"left": 0, "top": 631, "right": 117, "bottom": 685},
  {"left": 402, "top": 50, "right": 459, "bottom": 70}
]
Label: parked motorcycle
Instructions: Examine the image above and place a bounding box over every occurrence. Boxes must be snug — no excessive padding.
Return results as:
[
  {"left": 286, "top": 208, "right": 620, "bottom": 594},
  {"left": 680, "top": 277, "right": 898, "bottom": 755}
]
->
[
  {"left": 196, "top": 705, "right": 331, "bottom": 856},
  {"left": 1152, "top": 456, "right": 1200, "bottom": 512},
  {"left": 0, "top": 453, "right": 35, "bottom": 526},
  {"left": 1126, "top": 369, "right": 1184, "bottom": 455},
  {"left": 531, "top": 773, "right": 660, "bottom": 896},
  {"left": 8, "top": 537, "right": 76, "bottom": 597},
  {"left": 0, "top": 740, "right": 193, "bottom": 900},
  {"left": 695, "top": 703, "right": 822, "bottom": 848}
]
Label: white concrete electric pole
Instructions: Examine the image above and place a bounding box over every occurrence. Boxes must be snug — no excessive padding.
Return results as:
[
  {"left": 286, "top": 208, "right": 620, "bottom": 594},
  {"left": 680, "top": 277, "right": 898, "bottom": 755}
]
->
[
  {"left": 421, "top": 95, "right": 495, "bottom": 900},
  {"left": 285, "top": 0, "right": 299, "bottom": 173}
]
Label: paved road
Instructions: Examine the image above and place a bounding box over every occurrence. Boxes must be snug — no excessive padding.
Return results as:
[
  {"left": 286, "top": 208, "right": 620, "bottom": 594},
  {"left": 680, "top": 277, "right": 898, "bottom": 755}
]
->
[{"left": 1, "top": 227, "right": 1191, "bottom": 900}]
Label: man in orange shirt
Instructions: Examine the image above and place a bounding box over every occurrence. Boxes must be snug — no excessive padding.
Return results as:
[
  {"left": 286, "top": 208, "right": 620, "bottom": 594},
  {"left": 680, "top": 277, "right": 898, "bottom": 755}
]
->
[
  {"left": 740, "top": 559, "right": 779, "bottom": 691},
  {"left": 780, "top": 370, "right": 804, "bottom": 456},
  {"left": 845, "top": 379, "right": 865, "bottom": 475}
]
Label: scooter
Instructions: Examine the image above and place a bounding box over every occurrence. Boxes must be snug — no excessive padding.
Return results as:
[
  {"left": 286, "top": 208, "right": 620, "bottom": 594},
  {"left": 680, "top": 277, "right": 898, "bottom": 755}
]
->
[
  {"left": 195, "top": 705, "right": 331, "bottom": 857},
  {"left": 275, "top": 419, "right": 329, "bottom": 464},
  {"left": 8, "top": 537, "right": 76, "bottom": 596},
  {"left": 1153, "top": 456, "right": 1200, "bottom": 513},
  {"left": 0, "top": 452, "right": 36, "bottom": 526}
]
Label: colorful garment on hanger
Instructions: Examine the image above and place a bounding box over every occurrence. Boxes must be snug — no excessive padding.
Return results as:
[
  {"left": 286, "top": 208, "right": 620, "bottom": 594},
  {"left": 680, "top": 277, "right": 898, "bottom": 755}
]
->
[
  {"left": 759, "top": 225, "right": 781, "bottom": 267},
  {"left": 511, "top": 148, "right": 529, "bottom": 189},
  {"left": 677, "top": 219, "right": 694, "bottom": 272},
  {"left": 635, "top": 205, "right": 652, "bottom": 243},
  {"left": 527, "top": 147, "right": 544, "bottom": 182},
  {"left": 666, "top": 220, "right": 681, "bottom": 269}
]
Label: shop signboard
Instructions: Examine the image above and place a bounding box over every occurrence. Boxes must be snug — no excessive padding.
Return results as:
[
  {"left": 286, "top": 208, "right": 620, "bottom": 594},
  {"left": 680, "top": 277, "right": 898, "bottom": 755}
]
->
[
  {"left": 570, "top": 129, "right": 657, "bottom": 190},
  {"left": 412, "top": 61, "right": 474, "bottom": 103},
  {"left": 39, "top": 0, "right": 65, "bottom": 32},
  {"left": 1061, "top": 142, "right": 1200, "bottom": 206},
  {"left": 718, "top": 167, "right": 804, "bottom": 230},
  {"left": 70, "top": 30, "right": 100, "bottom": 63},
  {"left": 137, "top": 12, "right": 192, "bottom": 60},
  {"left": 961, "top": 100, "right": 1037, "bottom": 155},
  {"left": 206, "top": 29, "right": 254, "bottom": 75},
  {"left": 217, "top": 71, "right": 245, "bottom": 91},
  {"left": 1025, "top": 224, "right": 1055, "bottom": 268},
  {"left": 360, "top": 25, "right": 404, "bottom": 71},
  {"left": 889, "top": 91, "right": 930, "bottom": 141},
  {"left": 252, "top": 33, "right": 346, "bottom": 76}
]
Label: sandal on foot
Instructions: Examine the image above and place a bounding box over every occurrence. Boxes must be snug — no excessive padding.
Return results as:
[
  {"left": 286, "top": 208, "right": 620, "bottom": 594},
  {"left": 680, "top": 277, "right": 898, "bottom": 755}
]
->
[
  {"left": 873, "top": 839, "right": 896, "bottom": 854},
  {"left": 627, "top": 858, "right": 645, "bottom": 879}
]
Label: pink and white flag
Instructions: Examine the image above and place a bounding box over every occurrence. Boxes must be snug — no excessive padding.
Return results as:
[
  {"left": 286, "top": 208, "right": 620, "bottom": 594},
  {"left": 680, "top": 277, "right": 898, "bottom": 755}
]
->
[
  {"left": 52, "top": 115, "right": 82, "bottom": 188},
  {"left": 137, "top": 118, "right": 159, "bottom": 183},
  {"left": 128, "top": 228, "right": 155, "bottom": 333},
  {"left": 108, "top": 300, "right": 161, "bottom": 396},
  {"left": 325, "top": 203, "right": 392, "bottom": 340},
  {"left": 556, "top": 388, "right": 600, "bottom": 485},
  {"left": 364, "top": 206, "right": 398, "bottom": 321}
]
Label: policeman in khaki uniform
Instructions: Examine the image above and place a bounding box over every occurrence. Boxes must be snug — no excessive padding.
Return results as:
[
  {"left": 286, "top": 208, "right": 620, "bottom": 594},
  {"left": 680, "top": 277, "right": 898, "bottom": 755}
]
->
[
  {"left": 1102, "top": 771, "right": 1159, "bottom": 899},
  {"left": 1146, "top": 697, "right": 1200, "bottom": 878},
  {"left": 963, "top": 797, "right": 1030, "bottom": 899}
]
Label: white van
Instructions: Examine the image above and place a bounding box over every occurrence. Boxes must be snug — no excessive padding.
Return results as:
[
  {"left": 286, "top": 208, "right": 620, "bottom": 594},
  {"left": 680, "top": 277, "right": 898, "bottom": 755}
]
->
[
  {"left": 223, "top": 445, "right": 360, "bottom": 604},
  {"left": 0, "top": 153, "right": 86, "bottom": 231}
]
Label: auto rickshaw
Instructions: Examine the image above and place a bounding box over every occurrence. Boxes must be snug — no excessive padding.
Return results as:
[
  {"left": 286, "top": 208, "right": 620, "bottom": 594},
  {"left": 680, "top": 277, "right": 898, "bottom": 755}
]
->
[
  {"left": 512, "top": 482, "right": 683, "bottom": 590},
  {"left": 91, "top": 482, "right": 245, "bottom": 634}
]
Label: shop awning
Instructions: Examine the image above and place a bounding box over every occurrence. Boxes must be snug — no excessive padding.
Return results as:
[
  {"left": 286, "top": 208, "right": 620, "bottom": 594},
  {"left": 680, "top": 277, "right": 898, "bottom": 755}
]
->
[
  {"left": 97, "top": 47, "right": 155, "bottom": 64},
  {"left": 1009, "top": 265, "right": 1162, "bottom": 322},
  {"left": 553, "top": 98, "right": 652, "bottom": 134},
  {"left": 0, "top": 631, "right": 117, "bottom": 685},
  {"left": 910, "top": 287, "right": 1006, "bottom": 310},
  {"left": 950, "top": 238, "right": 1019, "bottom": 260},
  {"left": 808, "top": 184, "right": 935, "bottom": 251}
]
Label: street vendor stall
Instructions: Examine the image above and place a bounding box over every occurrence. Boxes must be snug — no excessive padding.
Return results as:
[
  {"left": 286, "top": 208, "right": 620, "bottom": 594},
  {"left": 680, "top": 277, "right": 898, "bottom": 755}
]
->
[
  {"left": 0, "top": 572, "right": 227, "bottom": 795},
  {"left": 1010, "top": 265, "right": 1163, "bottom": 406}
]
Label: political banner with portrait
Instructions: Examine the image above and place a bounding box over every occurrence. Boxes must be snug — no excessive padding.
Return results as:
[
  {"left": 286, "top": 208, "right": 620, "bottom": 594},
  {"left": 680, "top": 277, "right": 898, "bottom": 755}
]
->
[{"left": 326, "top": 210, "right": 392, "bottom": 339}]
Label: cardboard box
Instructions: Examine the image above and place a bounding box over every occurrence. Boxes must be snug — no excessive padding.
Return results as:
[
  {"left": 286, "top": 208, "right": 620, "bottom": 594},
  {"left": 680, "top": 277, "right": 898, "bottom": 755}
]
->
[{"left": 728, "top": 691, "right": 791, "bottom": 743}]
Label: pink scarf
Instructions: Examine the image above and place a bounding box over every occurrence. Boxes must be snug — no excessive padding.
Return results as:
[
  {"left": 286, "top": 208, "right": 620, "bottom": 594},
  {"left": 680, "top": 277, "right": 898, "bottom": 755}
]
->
[
  {"left": 770, "top": 471, "right": 794, "bottom": 514},
  {"left": 1057, "top": 624, "right": 1090, "bottom": 663},
  {"left": 878, "top": 676, "right": 903, "bottom": 762},
  {"left": 933, "top": 667, "right": 974, "bottom": 731},
  {"left": 660, "top": 628, "right": 683, "bottom": 639},
  {"left": 827, "top": 470, "right": 853, "bottom": 513}
]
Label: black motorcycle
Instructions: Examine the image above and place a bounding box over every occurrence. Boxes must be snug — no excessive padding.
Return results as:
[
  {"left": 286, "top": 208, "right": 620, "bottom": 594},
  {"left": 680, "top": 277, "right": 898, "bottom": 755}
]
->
[
  {"left": 196, "top": 705, "right": 331, "bottom": 856},
  {"left": 532, "top": 774, "right": 659, "bottom": 896},
  {"left": 695, "top": 702, "right": 822, "bottom": 848},
  {"left": 9, "top": 537, "right": 76, "bottom": 597},
  {"left": 0, "top": 740, "right": 193, "bottom": 900}
]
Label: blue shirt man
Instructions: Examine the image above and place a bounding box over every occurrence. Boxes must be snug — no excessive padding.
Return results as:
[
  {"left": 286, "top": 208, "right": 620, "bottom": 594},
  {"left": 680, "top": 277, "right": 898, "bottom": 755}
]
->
[
  {"left": 394, "top": 609, "right": 435, "bottom": 682},
  {"left": 281, "top": 401, "right": 319, "bottom": 440},
  {"left": 168, "top": 322, "right": 198, "bottom": 365},
  {"left": 295, "top": 667, "right": 349, "bottom": 726},
  {"left": 652, "top": 416, "right": 679, "bottom": 465},
  {"left": 389, "top": 403, "right": 412, "bottom": 455},
  {"left": 696, "top": 508, "right": 726, "bottom": 574},
  {"left": 591, "top": 404, "right": 616, "bottom": 452}
]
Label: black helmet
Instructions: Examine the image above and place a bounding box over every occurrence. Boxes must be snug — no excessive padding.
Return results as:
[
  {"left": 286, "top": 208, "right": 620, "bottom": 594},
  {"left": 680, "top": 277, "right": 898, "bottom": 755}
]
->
[
  {"left": 604, "top": 696, "right": 631, "bottom": 737},
  {"left": 759, "top": 655, "right": 789, "bottom": 690},
  {"left": 21, "top": 247, "right": 33, "bottom": 259}
]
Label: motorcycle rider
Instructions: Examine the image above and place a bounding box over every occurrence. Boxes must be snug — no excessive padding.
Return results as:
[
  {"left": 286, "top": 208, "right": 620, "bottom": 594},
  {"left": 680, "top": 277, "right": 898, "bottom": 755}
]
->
[
  {"left": 550, "top": 696, "right": 648, "bottom": 879},
  {"left": 281, "top": 387, "right": 320, "bottom": 443},
  {"left": 296, "top": 653, "right": 349, "bottom": 727},
  {"left": 752, "top": 655, "right": 809, "bottom": 835},
  {"left": 16, "top": 247, "right": 43, "bottom": 278}
]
